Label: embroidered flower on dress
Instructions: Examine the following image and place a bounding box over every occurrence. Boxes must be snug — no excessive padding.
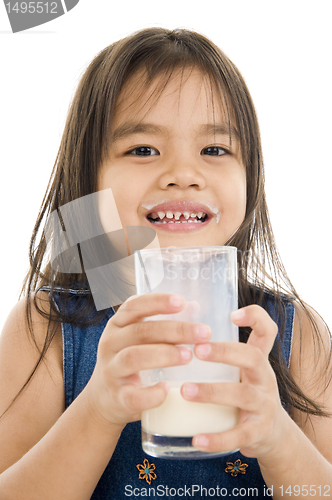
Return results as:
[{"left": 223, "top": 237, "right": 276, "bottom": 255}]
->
[
  {"left": 225, "top": 459, "right": 248, "bottom": 477},
  {"left": 137, "top": 458, "right": 157, "bottom": 484}
]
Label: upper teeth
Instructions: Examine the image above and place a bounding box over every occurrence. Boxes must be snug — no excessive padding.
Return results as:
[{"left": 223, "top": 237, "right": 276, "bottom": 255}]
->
[{"left": 151, "top": 211, "right": 205, "bottom": 220}]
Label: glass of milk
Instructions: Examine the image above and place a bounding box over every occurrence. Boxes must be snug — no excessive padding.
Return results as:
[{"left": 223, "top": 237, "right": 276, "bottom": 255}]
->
[{"left": 134, "top": 246, "right": 239, "bottom": 459}]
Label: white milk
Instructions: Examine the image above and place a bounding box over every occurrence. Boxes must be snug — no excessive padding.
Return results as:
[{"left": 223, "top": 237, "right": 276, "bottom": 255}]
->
[{"left": 141, "top": 386, "right": 239, "bottom": 437}]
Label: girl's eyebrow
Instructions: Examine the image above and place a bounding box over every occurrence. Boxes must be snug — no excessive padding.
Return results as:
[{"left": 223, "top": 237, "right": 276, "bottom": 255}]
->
[
  {"left": 200, "top": 123, "right": 240, "bottom": 142},
  {"left": 111, "top": 122, "right": 165, "bottom": 142},
  {"left": 111, "top": 121, "right": 240, "bottom": 143}
]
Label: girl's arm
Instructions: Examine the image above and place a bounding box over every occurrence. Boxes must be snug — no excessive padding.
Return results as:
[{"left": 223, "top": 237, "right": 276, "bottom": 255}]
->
[
  {"left": 0, "top": 296, "right": 123, "bottom": 500},
  {"left": 0, "top": 293, "right": 202, "bottom": 500},
  {"left": 182, "top": 304, "right": 332, "bottom": 498}
]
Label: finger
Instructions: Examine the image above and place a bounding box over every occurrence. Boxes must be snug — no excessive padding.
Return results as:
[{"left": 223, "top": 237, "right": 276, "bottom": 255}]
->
[
  {"left": 231, "top": 305, "right": 278, "bottom": 356},
  {"left": 193, "top": 421, "right": 256, "bottom": 454},
  {"left": 113, "top": 344, "right": 192, "bottom": 378},
  {"left": 108, "top": 320, "right": 212, "bottom": 353},
  {"left": 181, "top": 382, "right": 261, "bottom": 412},
  {"left": 194, "top": 341, "right": 270, "bottom": 383},
  {"left": 120, "top": 382, "right": 170, "bottom": 414},
  {"left": 111, "top": 293, "right": 186, "bottom": 328}
]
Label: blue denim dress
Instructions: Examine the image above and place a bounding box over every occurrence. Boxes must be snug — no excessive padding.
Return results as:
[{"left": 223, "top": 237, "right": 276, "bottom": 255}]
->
[{"left": 46, "top": 287, "right": 294, "bottom": 499}]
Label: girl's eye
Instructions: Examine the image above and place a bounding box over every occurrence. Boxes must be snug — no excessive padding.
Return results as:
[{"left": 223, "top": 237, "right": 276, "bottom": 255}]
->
[
  {"left": 126, "top": 146, "right": 159, "bottom": 156},
  {"left": 201, "top": 146, "right": 228, "bottom": 156}
]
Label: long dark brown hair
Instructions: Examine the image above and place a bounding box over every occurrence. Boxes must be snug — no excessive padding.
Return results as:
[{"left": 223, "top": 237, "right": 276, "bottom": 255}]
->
[{"left": 5, "top": 27, "right": 331, "bottom": 418}]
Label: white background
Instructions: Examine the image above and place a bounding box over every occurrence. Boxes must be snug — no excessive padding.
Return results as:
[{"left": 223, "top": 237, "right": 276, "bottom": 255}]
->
[{"left": 0, "top": 1, "right": 331, "bottom": 332}]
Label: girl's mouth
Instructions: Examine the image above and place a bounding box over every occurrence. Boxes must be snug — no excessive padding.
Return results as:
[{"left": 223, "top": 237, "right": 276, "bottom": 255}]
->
[{"left": 146, "top": 210, "right": 211, "bottom": 231}]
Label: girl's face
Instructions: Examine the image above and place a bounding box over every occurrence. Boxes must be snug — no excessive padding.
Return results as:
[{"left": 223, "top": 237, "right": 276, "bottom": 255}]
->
[{"left": 98, "top": 68, "right": 246, "bottom": 249}]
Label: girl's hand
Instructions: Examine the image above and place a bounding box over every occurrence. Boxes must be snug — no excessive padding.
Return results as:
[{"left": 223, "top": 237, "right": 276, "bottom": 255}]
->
[
  {"left": 82, "top": 294, "right": 212, "bottom": 432},
  {"left": 181, "top": 305, "right": 289, "bottom": 460}
]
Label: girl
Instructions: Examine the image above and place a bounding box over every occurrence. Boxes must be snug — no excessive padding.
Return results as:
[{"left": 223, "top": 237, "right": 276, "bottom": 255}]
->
[{"left": 0, "top": 27, "right": 331, "bottom": 499}]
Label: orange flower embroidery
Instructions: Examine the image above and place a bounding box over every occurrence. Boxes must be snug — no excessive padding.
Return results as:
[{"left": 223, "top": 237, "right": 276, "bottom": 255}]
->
[
  {"left": 137, "top": 458, "right": 157, "bottom": 484},
  {"left": 225, "top": 459, "right": 248, "bottom": 477}
]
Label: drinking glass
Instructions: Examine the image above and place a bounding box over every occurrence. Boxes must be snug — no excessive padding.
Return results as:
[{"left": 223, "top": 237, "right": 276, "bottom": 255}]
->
[{"left": 134, "top": 246, "right": 239, "bottom": 459}]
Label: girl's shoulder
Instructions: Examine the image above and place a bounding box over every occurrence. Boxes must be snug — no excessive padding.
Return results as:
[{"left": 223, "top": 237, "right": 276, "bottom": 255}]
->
[
  {"left": 289, "top": 300, "right": 332, "bottom": 461},
  {"left": 260, "top": 289, "right": 331, "bottom": 379},
  {"left": 290, "top": 300, "right": 331, "bottom": 395},
  {"left": 0, "top": 290, "right": 63, "bottom": 373}
]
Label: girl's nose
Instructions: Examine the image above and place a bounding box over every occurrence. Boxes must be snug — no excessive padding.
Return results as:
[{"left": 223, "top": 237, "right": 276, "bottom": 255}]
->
[{"left": 157, "top": 155, "right": 207, "bottom": 190}]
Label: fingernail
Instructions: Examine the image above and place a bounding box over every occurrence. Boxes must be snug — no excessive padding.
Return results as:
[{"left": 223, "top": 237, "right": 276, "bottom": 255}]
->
[
  {"left": 170, "top": 295, "right": 184, "bottom": 307},
  {"left": 183, "top": 383, "right": 198, "bottom": 398},
  {"left": 195, "top": 324, "right": 212, "bottom": 340},
  {"left": 194, "top": 435, "right": 209, "bottom": 448},
  {"left": 231, "top": 309, "right": 246, "bottom": 321},
  {"left": 196, "top": 343, "right": 211, "bottom": 358},
  {"left": 179, "top": 347, "right": 192, "bottom": 362}
]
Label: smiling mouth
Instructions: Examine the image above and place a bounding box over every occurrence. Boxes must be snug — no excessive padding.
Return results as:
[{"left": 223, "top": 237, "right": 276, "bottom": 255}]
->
[{"left": 146, "top": 210, "right": 209, "bottom": 224}]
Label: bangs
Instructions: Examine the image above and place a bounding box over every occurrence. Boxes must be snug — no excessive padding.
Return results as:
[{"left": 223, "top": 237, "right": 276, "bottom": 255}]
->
[{"left": 110, "top": 62, "right": 240, "bottom": 158}]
